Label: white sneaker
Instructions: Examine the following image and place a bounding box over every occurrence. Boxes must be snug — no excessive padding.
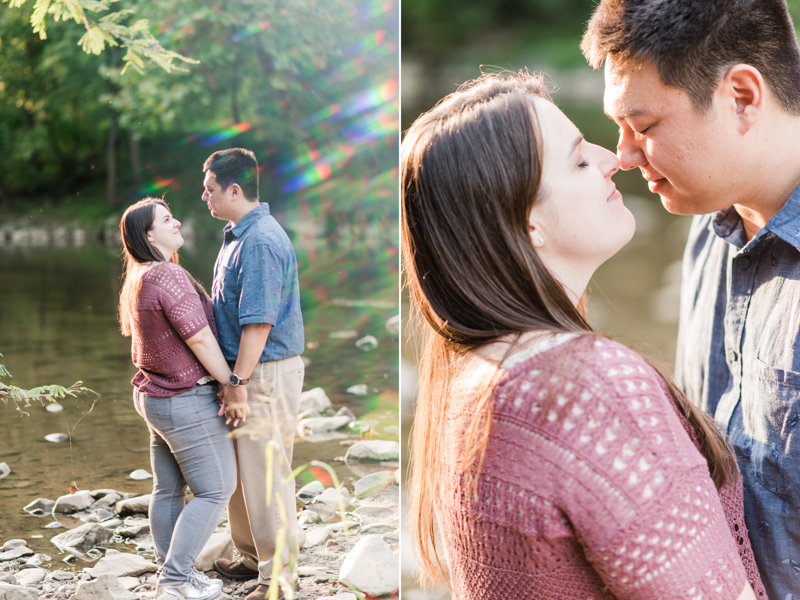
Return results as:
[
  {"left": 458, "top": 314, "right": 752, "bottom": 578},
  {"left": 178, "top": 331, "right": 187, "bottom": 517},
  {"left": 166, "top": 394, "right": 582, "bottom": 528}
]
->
[{"left": 157, "top": 571, "right": 222, "bottom": 600}]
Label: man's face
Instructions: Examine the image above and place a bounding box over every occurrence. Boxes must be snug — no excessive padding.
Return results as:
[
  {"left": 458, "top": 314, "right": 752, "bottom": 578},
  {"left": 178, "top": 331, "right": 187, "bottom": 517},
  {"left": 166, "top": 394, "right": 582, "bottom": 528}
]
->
[
  {"left": 202, "top": 172, "right": 232, "bottom": 221},
  {"left": 603, "top": 56, "right": 740, "bottom": 215}
]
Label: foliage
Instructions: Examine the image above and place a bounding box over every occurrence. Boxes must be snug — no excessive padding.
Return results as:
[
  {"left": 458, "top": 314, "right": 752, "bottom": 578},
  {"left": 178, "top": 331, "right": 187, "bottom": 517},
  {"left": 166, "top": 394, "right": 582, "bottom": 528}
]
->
[
  {"left": 0, "top": 353, "right": 97, "bottom": 416},
  {"left": 4, "top": 0, "right": 196, "bottom": 72}
]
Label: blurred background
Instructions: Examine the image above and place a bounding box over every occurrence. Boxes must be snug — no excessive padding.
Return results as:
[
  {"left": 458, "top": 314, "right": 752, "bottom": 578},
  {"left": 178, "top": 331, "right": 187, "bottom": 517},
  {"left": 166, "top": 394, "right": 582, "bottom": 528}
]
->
[
  {"left": 400, "top": 0, "right": 800, "bottom": 597},
  {"left": 0, "top": 0, "right": 399, "bottom": 570}
]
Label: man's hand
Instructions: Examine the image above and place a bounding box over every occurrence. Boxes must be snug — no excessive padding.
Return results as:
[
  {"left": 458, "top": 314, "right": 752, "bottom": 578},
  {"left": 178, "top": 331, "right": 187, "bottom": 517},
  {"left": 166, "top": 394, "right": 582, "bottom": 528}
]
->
[{"left": 219, "top": 383, "right": 249, "bottom": 426}]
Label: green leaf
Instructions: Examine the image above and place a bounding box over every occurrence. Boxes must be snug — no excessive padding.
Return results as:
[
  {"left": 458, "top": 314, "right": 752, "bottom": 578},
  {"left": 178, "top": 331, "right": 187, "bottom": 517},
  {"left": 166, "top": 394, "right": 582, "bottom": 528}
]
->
[
  {"left": 78, "top": 24, "right": 116, "bottom": 54},
  {"left": 30, "top": 0, "right": 52, "bottom": 39}
]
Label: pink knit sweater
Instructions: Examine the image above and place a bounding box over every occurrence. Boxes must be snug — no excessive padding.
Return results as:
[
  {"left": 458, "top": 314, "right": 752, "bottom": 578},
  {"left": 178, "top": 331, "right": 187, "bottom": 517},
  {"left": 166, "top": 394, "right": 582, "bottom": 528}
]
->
[
  {"left": 130, "top": 262, "right": 216, "bottom": 398},
  {"left": 438, "top": 334, "right": 766, "bottom": 599}
]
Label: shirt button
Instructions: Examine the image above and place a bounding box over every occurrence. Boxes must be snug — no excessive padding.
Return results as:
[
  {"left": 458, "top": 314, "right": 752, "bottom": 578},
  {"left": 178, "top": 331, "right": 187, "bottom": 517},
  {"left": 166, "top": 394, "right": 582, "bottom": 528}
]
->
[{"left": 738, "top": 256, "right": 751, "bottom": 270}]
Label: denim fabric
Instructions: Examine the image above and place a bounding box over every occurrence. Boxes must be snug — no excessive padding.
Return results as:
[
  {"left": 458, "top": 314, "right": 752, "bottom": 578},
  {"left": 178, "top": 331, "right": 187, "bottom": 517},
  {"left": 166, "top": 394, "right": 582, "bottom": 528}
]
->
[
  {"left": 676, "top": 183, "right": 800, "bottom": 599},
  {"left": 211, "top": 203, "right": 304, "bottom": 362},
  {"left": 133, "top": 382, "right": 236, "bottom": 586}
]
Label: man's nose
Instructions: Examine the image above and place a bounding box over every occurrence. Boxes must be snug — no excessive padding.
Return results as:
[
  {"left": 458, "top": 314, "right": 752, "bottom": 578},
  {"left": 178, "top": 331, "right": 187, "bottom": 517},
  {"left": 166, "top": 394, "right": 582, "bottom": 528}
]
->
[{"left": 617, "top": 130, "right": 647, "bottom": 171}]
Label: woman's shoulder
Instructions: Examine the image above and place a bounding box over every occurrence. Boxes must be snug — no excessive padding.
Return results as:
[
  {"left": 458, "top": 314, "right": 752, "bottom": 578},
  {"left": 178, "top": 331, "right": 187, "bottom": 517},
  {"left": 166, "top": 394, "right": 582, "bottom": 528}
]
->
[{"left": 142, "top": 262, "right": 191, "bottom": 285}]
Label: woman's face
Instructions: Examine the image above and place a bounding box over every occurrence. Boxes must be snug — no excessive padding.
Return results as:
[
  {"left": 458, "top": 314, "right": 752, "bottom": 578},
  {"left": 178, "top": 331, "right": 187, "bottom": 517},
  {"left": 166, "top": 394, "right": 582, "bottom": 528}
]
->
[
  {"left": 530, "top": 98, "right": 635, "bottom": 297},
  {"left": 148, "top": 204, "right": 184, "bottom": 258}
]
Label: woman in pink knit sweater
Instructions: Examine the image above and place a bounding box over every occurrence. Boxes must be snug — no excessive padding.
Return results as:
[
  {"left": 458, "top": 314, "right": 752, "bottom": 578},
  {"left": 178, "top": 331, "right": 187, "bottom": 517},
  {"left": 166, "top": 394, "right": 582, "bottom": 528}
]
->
[
  {"left": 118, "top": 198, "right": 236, "bottom": 600},
  {"left": 402, "top": 73, "right": 765, "bottom": 599}
]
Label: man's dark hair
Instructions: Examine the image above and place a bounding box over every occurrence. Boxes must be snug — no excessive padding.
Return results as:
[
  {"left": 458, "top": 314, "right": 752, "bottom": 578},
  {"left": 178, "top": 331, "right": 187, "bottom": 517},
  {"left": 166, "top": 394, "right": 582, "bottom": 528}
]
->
[
  {"left": 203, "top": 148, "right": 259, "bottom": 201},
  {"left": 581, "top": 0, "right": 800, "bottom": 114}
]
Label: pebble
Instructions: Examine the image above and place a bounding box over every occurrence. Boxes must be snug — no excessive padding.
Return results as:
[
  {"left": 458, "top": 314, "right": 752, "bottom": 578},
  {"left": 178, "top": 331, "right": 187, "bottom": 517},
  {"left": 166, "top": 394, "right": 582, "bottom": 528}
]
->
[
  {"left": 115, "top": 494, "right": 151, "bottom": 517},
  {"left": 346, "top": 384, "right": 368, "bottom": 396},
  {"left": 0, "top": 545, "right": 34, "bottom": 561},
  {"left": 354, "top": 471, "right": 396, "bottom": 499},
  {"left": 129, "top": 469, "right": 152, "bottom": 480},
  {"left": 14, "top": 567, "right": 46, "bottom": 585},
  {"left": 0, "top": 462, "right": 10, "bottom": 479},
  {"left": 2, "top": 540, "right": 28, "bottom": 551},
  {"left": 44, "top": 433, "right": 69, "bottom": 443},
  {"left": 45, "top": 403, "right": 63, "bottom": 413},
  {"left": 22, "top": 497, "right": 55, "bottom": 515},
  {"left": 355, "top": 335, "right": 378, "bottom": 351}
]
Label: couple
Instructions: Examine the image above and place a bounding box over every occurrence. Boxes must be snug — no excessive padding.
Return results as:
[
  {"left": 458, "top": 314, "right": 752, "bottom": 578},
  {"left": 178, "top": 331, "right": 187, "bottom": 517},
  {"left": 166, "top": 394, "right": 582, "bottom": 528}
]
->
[
  {"left": 406, "top": 0, "right": 800, "bottom": 598},
  {"left": 118, "top": 148, "right": 304, "bottom": 600}
]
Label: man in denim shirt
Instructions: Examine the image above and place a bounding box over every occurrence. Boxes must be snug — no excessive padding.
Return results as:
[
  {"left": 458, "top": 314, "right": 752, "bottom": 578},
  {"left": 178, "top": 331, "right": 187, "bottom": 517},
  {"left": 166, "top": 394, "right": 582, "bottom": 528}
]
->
[
  {"left": 201, "top": 148, "right": 304, "bottom": 600},
  {"left": 584, "top": 0, "right": 800, "bottom": 596}
]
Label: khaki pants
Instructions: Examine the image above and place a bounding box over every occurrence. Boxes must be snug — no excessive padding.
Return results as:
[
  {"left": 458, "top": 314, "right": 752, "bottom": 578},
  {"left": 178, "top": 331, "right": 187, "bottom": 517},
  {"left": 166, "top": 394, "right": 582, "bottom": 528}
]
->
[{"left": 227, "top": 355, "right": 304, "bottom": 582}]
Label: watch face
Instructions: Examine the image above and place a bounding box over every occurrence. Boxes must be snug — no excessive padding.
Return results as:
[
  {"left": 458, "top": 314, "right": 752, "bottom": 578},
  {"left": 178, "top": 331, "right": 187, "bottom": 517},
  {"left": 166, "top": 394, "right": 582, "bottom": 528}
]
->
[{"left": 229, "top": 374, "right": 240, "bottom": 386}]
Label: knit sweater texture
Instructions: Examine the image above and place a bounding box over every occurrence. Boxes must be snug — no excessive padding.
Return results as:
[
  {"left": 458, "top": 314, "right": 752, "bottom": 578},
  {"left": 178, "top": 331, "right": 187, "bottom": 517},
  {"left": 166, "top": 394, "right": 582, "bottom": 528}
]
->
[
  {"left": 130, "top": 262, "right": 216, "bottom": 398},
  {"left": 438, "top": 334, "right": 765, "bottom": 599}
]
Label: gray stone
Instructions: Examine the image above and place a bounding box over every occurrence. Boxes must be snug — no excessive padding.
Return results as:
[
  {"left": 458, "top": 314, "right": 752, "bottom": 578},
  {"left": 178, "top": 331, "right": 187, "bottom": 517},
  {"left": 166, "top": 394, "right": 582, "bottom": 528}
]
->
[
  {"left": 50, "top": 571, "right": 74, "bottom": 582},
  {"left": 90, "top": 493, "right": 121, "bottom": 511},
  {"left": 304, "top": 527, "right": 332, "bottom": 547},
  {"left": 354, "top": 471, "right": 397, "bottom": 499},
  {"left": 318, "top": 594, "right": 358, "bottom": 600},
  {"left": 327, "top": 520, "right": 359, "bottom": 532},
  {"left": 194, "top": 532, "right": 233, "bottom": 572},
  {"left": 381, "top": 530, "right": 400, "bottom": 545},
  {"left": 298, "top": 387, "right": 332, "bottom": 414},
  {"left": 74, "top": 573, "right": 136, "bottom": 600},
  {"left": 86, "top": 553, "right": 157, "bottom": 578},
  {"left": 44, "top": 433, "right": 69, "bottom": 443},
  {"left": 0, "top": 576, "right": 15, "bottom": 585},
  {"left": 344, "top": 440, "right": 400, "bottom": 463},
  {"left": 114, "top": 524, "right": 149, "bottom": 539},
  {"left": 115, "top": 495, "right": 151, "bottom": 517},
  {"left": 308, "top": 487, "right": 351, "bottom": 521},
  {"left": 117, "top": 576, "right": 140, "bottom": 590},
  {"left": 0, "top": 582, "right": 38, "bottom": 600},
  {"left": 13, "top": 568, "right": 45, "bottom": 586},
  {"left": 99, "top": 518, "right": 123, "bottom": 530},
  {"left": 296, "top": 480, "right": 324, "bottom": 503},
  {"left": 90, "top": 490, "right": 118, "bottom": 500},
  {"left": 53, "top": 490, "right": 93, "bottom": 514},
  {"left": 22, "top": 498, "right": 55, "bottom": 515},
  {"left": 297, "top": 407, "right": 356, "bottom": 435},
  {"left": 297, "top": 510, "right": 321, "bottom": 527},
  {"left": 51, "top": 523, "right": 113, "bottom": 550},
  {"left": 1, "top": 541, "right": 26, "bottom": 552},
  {"left": 385, "top": 314, "right": 400, "bottom": 335},
  {"left": 338, "top": 535, "right": 399, "bottom": 597},
  {"left": 0, "top": 546, "right": 33, "bottom": 562},
  {"left": 346, "top": 384, "right": 368, "bottom": 396},
  {"left": 129, "top": 469, "right": 152, "bottom": 481},
  {"left": 0, "top": 463, "right": 9, "bottom": 479}
]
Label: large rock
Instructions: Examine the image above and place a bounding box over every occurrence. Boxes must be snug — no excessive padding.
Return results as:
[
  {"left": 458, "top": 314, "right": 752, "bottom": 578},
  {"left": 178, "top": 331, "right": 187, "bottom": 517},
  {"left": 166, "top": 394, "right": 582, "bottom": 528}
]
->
[
  {"left": 0, "top": 546, "right": 33, "bottom": 562},
  {"left": 1, "top": 541, "right": 26, "bottom": 552},
  {"left": 298, "top": 388, "right": 333, "bottom": 414},
  {"left": 354, "top": 471, "right": 397, "bottom": 499},
  {"left": 0, "top": 582, "right": 38, "bottom": 600},
  {"left": 74, "top": 573, "right": 136, "bottom": 600},
  {"left": 344, "top": 440, "right": 399, "bottom": 463},
  {"left": 90, "top": 493, "right": 121, "bottom": 511},
  {"left": 51, "top": 523, "right": 113, "bottom": 550},
  {"left": 22, "top": 498, "right": 54, "bottom": 515},
  {"left": 195, "top": 532, "right": 233, "bottom": 572},
  {"left": 115, "top": 494, "right": 151, "bottom": 517},
  {"left": 338, "top": 535, "right": 399, "bottom": 597},
  {"left": 13, "top": 569, "right": 45, "bottom": 586},
  {"left": 53, "top": 490, "right": 93, "bottom": 514},
  {"left": 86, "top": 552, "right": 157, "bottom": 578}
]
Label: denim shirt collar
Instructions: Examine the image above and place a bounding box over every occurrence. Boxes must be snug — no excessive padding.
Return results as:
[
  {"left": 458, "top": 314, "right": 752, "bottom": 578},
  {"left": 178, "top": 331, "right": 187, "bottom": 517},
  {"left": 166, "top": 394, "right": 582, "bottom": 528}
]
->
[
  {"left": 223, "top": 202, "right": 271, "bottom": 239},
  {"left": 712, "top": 182, "right": 800, "bottom": 253}
]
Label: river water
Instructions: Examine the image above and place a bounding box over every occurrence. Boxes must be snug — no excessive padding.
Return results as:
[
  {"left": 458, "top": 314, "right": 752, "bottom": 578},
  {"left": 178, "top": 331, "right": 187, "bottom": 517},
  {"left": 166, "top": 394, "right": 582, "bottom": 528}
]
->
[{"left": 0, "top": 215, "right": 399, "bottom": 563}]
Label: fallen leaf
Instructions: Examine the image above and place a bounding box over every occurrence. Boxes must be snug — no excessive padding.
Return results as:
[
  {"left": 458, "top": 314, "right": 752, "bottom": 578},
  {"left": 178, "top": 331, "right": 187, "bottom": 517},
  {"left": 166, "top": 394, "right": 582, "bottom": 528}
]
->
[{"left": 69, "top": 481, "right": 78, "bottom": 494}]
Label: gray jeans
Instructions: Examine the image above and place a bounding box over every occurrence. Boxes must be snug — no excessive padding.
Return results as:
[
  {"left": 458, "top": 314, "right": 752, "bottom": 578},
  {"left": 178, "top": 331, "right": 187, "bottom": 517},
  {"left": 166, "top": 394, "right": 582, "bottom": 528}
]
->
[{"left": 133, "top": 382, "right": 236, "bottom": 585}]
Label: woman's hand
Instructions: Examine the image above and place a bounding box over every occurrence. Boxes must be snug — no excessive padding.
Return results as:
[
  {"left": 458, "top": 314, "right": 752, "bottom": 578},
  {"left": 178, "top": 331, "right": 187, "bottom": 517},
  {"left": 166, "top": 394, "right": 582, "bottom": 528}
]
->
[{"left": 218, "top": 383, "right": 249, "bottom": 426}]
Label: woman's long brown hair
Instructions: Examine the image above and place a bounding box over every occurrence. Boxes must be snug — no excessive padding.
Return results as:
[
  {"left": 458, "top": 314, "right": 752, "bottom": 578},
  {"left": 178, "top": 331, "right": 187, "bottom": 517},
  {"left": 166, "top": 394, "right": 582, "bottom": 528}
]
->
[
  {"left": 118, "top": 198, "right": 207, "bottom": 337},
  {"left": 401, "top": 72, "right": 738, "bottom": 587}
]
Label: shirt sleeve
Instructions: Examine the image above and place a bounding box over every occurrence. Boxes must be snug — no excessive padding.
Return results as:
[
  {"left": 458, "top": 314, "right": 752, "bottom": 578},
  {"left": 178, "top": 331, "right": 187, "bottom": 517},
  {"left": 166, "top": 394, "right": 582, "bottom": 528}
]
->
[
  {"left": 236, "top": 242, "right": 286, "bottom": 326},
  {"left": 152, "top": 264, "right": 211, "bottom": 341}
]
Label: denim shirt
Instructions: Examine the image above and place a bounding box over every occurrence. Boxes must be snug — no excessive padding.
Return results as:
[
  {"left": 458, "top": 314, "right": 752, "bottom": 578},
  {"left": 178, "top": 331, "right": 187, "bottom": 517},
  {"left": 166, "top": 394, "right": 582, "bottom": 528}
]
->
[
  {"left": 212, "top": 203, "right": 304, "bottom": 363},
  {"left": 676, "top": 184, "right": 800, "bottom": 599}
]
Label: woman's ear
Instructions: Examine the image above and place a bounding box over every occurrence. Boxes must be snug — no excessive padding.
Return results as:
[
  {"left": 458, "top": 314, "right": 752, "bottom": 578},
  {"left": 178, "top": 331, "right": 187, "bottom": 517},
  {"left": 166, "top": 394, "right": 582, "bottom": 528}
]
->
[{"left": 529, "top": 210, "right": 545, "bottom": 248}]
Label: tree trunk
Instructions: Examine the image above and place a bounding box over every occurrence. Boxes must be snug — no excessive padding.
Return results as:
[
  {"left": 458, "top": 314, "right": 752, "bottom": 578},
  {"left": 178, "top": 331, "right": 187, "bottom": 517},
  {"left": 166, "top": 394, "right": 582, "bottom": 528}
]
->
[
  {"left": 128, "top": 128, "right": 142, "bottom": 189},
  {"left": 106, "top": 106, "right": 118, "bottom": 206}
]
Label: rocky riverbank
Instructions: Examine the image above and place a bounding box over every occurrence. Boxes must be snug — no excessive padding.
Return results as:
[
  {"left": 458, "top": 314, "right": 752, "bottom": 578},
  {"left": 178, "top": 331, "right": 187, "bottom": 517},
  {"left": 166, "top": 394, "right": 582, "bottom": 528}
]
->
[{"left": 0, "top": 386, "right": 400, "bottom": 600}]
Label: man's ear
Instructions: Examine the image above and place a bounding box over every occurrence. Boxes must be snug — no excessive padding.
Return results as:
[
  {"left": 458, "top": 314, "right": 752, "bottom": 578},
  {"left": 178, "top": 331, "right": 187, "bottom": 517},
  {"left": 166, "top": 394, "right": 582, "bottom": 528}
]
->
[
  {"left": 721, "top": 64, "right": 765, "bottom": 135},
  {"left": 229, "top": 183, "right": 241, "bottom": 200}
]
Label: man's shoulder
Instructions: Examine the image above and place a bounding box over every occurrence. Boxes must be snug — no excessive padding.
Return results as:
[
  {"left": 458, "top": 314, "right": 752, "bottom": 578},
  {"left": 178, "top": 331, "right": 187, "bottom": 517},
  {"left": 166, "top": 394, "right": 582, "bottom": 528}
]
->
[{"left": 241, "top": 214, "right": 294, "bottom": 253}]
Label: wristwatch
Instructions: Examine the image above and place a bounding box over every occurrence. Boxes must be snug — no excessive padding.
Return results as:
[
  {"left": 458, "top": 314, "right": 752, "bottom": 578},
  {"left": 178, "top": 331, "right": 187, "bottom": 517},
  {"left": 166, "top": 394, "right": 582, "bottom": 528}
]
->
[{"left": 229, "top": 373, "right": 250, "bottom": 387}]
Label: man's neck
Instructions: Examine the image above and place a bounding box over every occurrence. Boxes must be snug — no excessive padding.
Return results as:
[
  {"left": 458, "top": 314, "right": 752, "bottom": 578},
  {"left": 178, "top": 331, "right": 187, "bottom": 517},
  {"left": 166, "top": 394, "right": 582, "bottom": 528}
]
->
[{"left": 229, "top": 200, "right": 260, "bottom": 226}]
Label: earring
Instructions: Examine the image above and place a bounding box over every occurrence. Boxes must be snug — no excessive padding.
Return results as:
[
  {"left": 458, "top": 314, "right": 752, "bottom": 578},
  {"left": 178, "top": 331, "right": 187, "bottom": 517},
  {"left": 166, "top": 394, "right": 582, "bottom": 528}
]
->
[{"left": 533, "top": 235, "right": 544, "bottom": 247}]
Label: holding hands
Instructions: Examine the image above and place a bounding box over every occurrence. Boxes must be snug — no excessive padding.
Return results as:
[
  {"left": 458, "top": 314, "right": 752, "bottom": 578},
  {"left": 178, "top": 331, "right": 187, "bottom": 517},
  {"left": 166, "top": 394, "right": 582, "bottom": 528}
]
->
[{"left": 218, "top": 382, "right": 250, "bottom": 426}]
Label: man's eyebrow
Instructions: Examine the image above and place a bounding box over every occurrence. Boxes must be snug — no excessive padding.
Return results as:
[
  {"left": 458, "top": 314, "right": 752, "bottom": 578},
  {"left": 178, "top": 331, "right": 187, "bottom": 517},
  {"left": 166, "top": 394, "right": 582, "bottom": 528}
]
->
[{"left": 604, "top": 106, "right": 648, "bottom": 121}]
